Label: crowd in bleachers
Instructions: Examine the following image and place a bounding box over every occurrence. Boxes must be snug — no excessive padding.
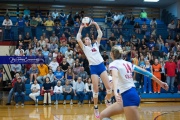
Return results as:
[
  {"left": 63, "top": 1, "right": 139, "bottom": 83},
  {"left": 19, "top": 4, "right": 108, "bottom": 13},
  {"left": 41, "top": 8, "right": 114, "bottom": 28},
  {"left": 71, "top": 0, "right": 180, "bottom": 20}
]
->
[{"left": 1, "top": 8, "right": 180, "bottom": 106}]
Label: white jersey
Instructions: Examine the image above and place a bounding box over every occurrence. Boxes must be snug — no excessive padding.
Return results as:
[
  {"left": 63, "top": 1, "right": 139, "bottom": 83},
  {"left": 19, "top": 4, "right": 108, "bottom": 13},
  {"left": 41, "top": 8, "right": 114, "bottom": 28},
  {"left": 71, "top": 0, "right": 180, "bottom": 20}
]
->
[
  {"left": 109, "top": 59, "right": 135, "bottom": 94},
  {"left": 82, "top": 42, "right": 104, "bottom": 65}
]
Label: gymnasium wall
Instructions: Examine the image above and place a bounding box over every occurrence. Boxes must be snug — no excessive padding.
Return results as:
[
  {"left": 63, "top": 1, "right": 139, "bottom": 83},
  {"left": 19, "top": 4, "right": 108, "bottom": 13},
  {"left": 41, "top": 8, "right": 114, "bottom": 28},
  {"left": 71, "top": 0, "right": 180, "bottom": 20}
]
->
[{"left": 165, "top": 1, "right": 180, "bottom": 19}]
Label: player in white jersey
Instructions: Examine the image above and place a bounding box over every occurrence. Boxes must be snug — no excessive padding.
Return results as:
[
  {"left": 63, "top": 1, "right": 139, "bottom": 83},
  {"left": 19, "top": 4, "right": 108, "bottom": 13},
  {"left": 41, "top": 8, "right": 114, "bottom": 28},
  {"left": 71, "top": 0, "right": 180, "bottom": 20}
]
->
[
  {"left": 76, "top": 22, "right": 112, "bottom": 118},
  {"left": 100, "top": 46, "right": 169, "bottom": 120}
]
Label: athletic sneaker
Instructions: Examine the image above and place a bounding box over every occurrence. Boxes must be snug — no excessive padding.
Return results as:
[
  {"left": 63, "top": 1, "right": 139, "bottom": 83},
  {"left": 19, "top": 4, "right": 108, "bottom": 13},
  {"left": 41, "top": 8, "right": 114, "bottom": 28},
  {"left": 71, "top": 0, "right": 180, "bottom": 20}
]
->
[
  {"left": 15, "top": 103, "right": 19, "bottom": 106},
  {"left": 94, "top": 106, "right": 100, "bottom": 119},
  {"left": 21, "top": 103, "right": 24, "bottom": 106}
]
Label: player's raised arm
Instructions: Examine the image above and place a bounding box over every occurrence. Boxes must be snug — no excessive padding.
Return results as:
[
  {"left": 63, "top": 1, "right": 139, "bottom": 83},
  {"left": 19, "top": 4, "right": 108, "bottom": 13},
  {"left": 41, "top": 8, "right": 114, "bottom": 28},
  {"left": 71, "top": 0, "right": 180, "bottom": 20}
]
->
[
  {"left": 133, "top": 65, "right": 169, "bottom": 91},
  {"left": 91, "top": 22, "right": 103, "bottom": 44},
  {"left": 76, "top": 24, "right": 85, "bottom": 49}
]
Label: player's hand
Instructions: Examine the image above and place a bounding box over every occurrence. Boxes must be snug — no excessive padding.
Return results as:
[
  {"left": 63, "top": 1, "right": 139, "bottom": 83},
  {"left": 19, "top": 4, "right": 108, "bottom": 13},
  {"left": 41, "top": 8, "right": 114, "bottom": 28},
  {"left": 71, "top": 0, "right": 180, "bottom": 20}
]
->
[
  {"left": 115, "top": 94, "right": 122, "bottom": 104},
  {"left": 160, "top": 82, "right": 169, "bottom": 91}
]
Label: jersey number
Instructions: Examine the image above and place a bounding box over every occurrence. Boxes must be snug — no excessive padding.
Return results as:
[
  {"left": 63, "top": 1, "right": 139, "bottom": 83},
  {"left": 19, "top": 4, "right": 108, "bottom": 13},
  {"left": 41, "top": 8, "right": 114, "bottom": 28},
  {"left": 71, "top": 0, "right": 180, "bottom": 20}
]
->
[
  {"left": 91, "top": 48, "right": 97, "bottom": 52},
  {"left": 123, "top": 63, "right": 132, "bottom": 73}
]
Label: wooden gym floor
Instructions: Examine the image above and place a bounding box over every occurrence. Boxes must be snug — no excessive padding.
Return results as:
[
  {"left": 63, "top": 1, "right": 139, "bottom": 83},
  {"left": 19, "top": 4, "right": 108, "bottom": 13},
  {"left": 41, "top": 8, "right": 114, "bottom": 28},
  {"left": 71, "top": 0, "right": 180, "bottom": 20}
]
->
[{"left": 0, "top": 102, "right": 180, "bottom": 120}]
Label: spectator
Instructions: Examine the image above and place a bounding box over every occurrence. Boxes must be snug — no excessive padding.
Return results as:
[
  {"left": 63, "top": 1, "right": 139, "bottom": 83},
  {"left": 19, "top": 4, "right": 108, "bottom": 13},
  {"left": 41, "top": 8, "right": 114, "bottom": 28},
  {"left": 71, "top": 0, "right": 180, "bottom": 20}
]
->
[
  {"left": 14, "top": 45, "right": 24, "bottom": 56},
  {"left": 60, "top": 34, "right": 67, "bottom": 45},
  {"left": 45, "top": 53, "right": 53, "bottom": 65},
  {"left": 166, "top": 35, "right": 174, "bottom": 47},
  {"left": 42, "top": 77, "right": 53, "bottom": 105},
  {"left": 10, "top": 64, "right": 22, "bottom": 79},
  {"left": 39, "top": 36, "right": 46, "bottom": 48},
  {"left": 141, "top": 22, "right": 148, "bottom": 35},
  {"left": 102, "top": 51, "right": 109, "bottom": 65},
  {"left": 23, "top": 8, "right": 30, "bottom": 19},
  {"left": 143, "top": 60, "right": 152, "bottom": 93},
  {"left": 174, "top": 34, "right": 180, "bottom": 43},
  {"left": 24, "top": 32, "right": 32, "bottom": 49},
  {"left": 160, "top": 58, "right": 166, "bottom": 82},
  {"left": 60, "top": 42, "right": 68, "bottom": 55},
  {"left": 152, "top": 46, "right": 161, "bottom": 58},
  {"left": 129, "top": 14, "right": 135, "bottom": 25},
  {"left": 130, "top": 35, "right": 138, "bottom": 46},
  {"left": 45, "top": 69, "right": 56, "bottom": 83},
  {"left": 177, "top": 56, "right": 180, "bottom": 93},
  {"left": 98, "top": 79, "right": 106, "bottom": 104},
  {"left": 44, "top": 16, "right": 54, "bottom": 38},
  {"left": 29, "top": 64, "right": 39, "bottom": 84},
  {"left": 2, "top": 16, "right": 12, "bottom": 39},
  {"left": 168, "top": 20, "right": 176, "bottom": 37},
  {"left": 50, "top": 42, "right": 58, "bottom": 53},
  {"left": 50, "top": 32, "right": 58, "bottom": 44},
  {"left": 29, "top": 79, "right": 40, "bottom": 105},
  {"left": 52, "top": 9, "right": 59, "bottom": 20},
  {"left": 74, "top": 18, "right": 80, "bottom": 32},
  {"left": 56, "top": 52, "right": 63, "bottom": 65},
  {"left": 74, "top": 77, "right": 85, "bottom": 105},
  {"left": 177, "top": 19, "right": 180, "bottom": 34},
  {"left": 78, "top": 67, "right": 88, "bottom": 83},
  {"left": 54, "top": 16, "right": 60, "bottom": 26},
  {"left": 157, "top": 35, "right": 164, "bottom": 51},
  {"left": 49, "top": 57, "right": 59, "bottom": 72},
  {"left": 67, "top": 54, "right": 74, "bottom": 67},
  {"left": 85, "top": 77, "right": 93, "bottom": 104},
  {"left": 30, "top": 16, "right": 38, "bottom": 38},
  {"left": 109, "top": 33, "right": 117, "bottom": 48},
  {"left": 134, "top": 22, "right": 141, "bottom": 34},
  {"left": 140, "top": 9, "right": 147, "bottom": 21},
  {"left": 42, "top": 47, "right": 49, "bottom": 58},
  {"left": 150, "top": 18, "right": 157, "bottom": 28},
  {"left": 74, "top": 12, "right": 80, "bottom": 21},
  {"left": 54, "top": 66, "right": 64, "bottom": 85},
  {"left": 105, "top": 10, "right": 112, "bottom": 23},
  {"left": 65, "top": 68, "right": 75, "bottom": 84},
  {"left": 68, "top": 36, "right": 76, "bottom": 49},
  {"left": 37, "top": 64, "right": 48, "bottom": 84},
  {"left": 165, "top": 56, "right": 177, "bottom": 93},
  {"left": 59, "top": 10, "right": 66, "bottom": 23},
  {"left": 148, "top": 39, "right": 156, "bottom": 50},
  {"left": 53, "top": 81, "right": 63, "bottom": 105},
  {"left": 138, "top": 55, "right": 145, "bottom": 87},
  {"left": 35, "top": 14, "right": 42, "bottom": 26},
  {"left": 152, "top": 59, "right": 162, "bottom": 93},
  {"left": 113, "top": 12, "right": 120, "bottom": 25},
  {"left": 6, "top": 73, "right": 20, "bottom": 105},
  {"left": 73, "top": 59, "right": 81, "bottom": 79},
  {"left": 62, "top": 80, "right": 73, "bottom": 105},
  {"left": 16, "top": 16, "right": 25, "bottom": 36},
  {"left": 14, "top": 77, "right": 25, "bottom": 106},
  {"left": 44, "top": 38, "right": 51, "bottom": 49},
  {"left": 67, "top": 12, "right": 74, "bottom": 27},
  {"left": 162, "top": 43, "right": 170, "bottom": 55},
  {"left": 65, "top": 47, "right": 73, "bottom": 58}
]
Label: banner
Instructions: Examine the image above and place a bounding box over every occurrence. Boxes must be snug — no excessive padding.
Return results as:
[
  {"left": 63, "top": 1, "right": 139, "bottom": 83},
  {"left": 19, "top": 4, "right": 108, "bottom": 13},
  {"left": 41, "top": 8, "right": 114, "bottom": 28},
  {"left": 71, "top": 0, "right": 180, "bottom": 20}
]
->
[{"left": 0, "top": 56, "right": 45, "bottom": 64}]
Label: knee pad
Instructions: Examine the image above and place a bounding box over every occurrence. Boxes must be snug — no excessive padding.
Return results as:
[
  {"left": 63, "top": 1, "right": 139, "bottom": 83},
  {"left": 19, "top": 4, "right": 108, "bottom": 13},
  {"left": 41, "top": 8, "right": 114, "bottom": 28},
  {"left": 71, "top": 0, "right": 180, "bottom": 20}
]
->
[
  {"left": 93, "top": 92, "right": 98, "bottom": 98},
  {"left": 106, "top": 88, "right": 112, "bottom": 94}
]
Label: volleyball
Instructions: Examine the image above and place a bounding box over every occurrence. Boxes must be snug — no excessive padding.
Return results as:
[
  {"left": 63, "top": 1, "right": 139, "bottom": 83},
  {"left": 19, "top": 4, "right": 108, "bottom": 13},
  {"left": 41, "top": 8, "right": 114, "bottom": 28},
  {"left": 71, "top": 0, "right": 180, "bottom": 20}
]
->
[{"left": 82, "top": 17, "right": 92, "bottom": 27}]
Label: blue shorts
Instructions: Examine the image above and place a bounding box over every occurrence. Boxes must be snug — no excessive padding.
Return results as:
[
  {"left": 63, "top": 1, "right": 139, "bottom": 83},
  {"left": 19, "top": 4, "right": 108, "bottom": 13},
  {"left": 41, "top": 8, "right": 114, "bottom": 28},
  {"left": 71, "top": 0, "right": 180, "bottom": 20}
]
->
[
  {"left": 90, "top": 62, "right": 106, "bottom": 76},
  {"left": 121, "top": 87, "right": 140, "bottom": 107}
]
